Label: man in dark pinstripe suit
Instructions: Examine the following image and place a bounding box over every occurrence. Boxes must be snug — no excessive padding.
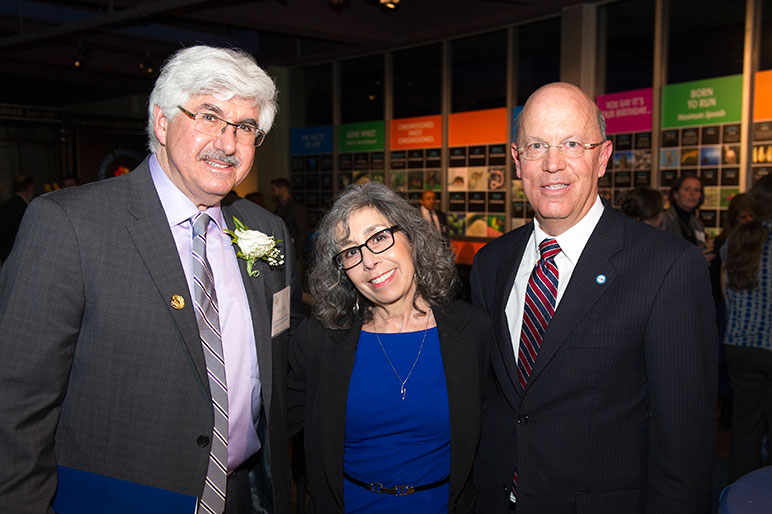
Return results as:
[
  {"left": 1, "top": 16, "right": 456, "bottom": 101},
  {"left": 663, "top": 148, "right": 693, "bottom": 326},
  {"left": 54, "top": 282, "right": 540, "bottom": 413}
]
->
[{"left": 471, "top": 82, "right": 717, "bottom": 514}]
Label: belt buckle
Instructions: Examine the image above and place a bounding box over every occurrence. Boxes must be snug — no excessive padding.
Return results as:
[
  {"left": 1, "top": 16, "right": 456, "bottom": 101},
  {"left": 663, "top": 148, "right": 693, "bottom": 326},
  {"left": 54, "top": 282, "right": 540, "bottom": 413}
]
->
[
  {"left": 369, "top": 482, "right": 383, "bottom": 494},
  {"left": 395, "top": 485, "right": 409, "bottom": 496}
]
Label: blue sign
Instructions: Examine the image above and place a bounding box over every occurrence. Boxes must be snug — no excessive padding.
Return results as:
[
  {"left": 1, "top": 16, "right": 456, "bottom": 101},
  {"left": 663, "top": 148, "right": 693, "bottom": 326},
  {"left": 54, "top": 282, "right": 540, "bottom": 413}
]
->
[
  {"left": 290, "top": 126, "right": 333, "bottom": 155},
  {"left": 511, "top": 106, "right": 523, "bottom": 143}
]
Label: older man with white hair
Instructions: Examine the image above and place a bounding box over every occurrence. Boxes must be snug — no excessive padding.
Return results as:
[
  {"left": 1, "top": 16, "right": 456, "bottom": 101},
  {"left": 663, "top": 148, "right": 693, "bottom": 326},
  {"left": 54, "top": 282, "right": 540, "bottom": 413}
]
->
[{"left": 0, "top": 46, "right": 302, "bottom": 514}]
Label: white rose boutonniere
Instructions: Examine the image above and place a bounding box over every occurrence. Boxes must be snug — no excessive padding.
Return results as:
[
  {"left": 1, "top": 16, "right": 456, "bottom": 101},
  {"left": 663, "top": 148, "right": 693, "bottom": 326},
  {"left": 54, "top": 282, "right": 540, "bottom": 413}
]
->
[{"left": 225, "top": 217, "right": 284, "bottom": 278}]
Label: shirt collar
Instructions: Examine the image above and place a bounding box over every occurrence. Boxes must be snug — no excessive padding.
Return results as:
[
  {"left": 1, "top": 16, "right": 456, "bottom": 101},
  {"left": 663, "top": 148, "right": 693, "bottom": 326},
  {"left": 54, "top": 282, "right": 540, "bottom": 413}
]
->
[
  {"left": 148, "top": 153, "right": 225, "bottom": 230},
  {"left": 532, "top": 195, "right": 605, "bottom": 265}
]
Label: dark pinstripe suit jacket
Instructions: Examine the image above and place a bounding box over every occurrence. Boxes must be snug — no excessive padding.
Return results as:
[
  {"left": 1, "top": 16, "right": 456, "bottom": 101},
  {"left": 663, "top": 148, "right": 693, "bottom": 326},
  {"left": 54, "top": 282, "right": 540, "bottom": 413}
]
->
[
  {"left": 470, "top": 205, "right": 717, "bottom": 514},
  {"left": 0, "top": 158, "right": 303, "bottom": 513}
]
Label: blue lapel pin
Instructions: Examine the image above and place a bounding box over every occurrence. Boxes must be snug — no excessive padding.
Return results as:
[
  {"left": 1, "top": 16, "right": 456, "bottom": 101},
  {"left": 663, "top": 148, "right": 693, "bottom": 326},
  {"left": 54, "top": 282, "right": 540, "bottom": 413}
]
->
[{"left": 596, "top": 274, "right": 607, "bottom": 285}]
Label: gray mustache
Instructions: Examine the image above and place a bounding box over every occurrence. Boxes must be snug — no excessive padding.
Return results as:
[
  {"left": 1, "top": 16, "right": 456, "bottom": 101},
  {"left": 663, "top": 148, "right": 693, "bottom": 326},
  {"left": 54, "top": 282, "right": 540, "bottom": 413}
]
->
[{"left": 199, "top": 151, "right": 239, "bottom": 168}]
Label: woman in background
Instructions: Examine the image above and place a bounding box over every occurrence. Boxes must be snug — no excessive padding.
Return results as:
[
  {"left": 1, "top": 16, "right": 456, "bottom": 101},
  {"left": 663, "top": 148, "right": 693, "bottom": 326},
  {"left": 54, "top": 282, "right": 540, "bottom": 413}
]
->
[
  {"left": 711, "top": 193, "right": 754, "bottom": 429},
  {"left": 662, "top": 175, "right": 708, "bottom": 248},
  {"left": 289, "top": 182, "right": 490, "bottom": 513},
  {"left": 620, "top": 187, "right": 664, "bottom": 228},
  {"left": 721, "top": 174, "right": 772, "bottom": 481}
]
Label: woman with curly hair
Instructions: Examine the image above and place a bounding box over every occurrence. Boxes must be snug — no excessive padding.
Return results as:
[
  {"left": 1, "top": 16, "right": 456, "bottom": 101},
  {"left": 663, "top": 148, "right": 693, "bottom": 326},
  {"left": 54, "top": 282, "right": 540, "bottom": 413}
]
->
[
  {"left": 721, "top": 174, "right": 772, "bottom": 481},
  {"left": 288, "top": 182, "right": 490, "bottom": 513}
]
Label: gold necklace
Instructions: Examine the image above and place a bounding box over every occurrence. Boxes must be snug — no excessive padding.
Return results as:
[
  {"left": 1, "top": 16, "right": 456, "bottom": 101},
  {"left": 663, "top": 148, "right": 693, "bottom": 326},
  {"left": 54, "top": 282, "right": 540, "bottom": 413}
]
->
[{"left": 374, "top": 313, "right": 431, "bottom": 400}]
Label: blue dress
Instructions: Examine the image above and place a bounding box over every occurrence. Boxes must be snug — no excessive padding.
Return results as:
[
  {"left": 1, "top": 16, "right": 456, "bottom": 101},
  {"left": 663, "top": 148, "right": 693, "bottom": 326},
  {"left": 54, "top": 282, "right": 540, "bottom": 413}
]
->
[{"left": 343, "top": 328, "right": 450, "bottom": 513}]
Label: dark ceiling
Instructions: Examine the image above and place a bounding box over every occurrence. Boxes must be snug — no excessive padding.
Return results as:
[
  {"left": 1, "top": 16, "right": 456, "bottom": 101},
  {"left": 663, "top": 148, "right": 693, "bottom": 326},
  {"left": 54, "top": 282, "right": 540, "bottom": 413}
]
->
[{"left": 0, "top": 0, "right": 575, "bottom": 108}]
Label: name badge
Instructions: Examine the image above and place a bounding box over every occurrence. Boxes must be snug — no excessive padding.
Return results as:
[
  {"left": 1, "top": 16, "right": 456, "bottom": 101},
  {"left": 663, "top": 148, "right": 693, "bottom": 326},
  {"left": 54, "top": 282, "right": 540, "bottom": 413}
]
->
[{"left": 271, "top": 286, "right": 291, "bottom": 338}]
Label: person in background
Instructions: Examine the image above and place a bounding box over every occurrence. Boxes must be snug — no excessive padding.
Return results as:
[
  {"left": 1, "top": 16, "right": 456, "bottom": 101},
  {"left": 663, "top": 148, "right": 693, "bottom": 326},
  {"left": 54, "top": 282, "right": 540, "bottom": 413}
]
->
[
  {"left": 471, "top": 82, "right": 716, "bottom": 514},
  {"left": 619, "top": 186, "right": 664, "bottom": 227},
  {"left": 271, "top": 177, "right": 307, "bottom": 270},
  {"left": 245, "top": 191, "right": 266, "bottom": 209},
  {"left": 418, "top": 189, "right": 447, "bottom": 235},
  {"left": 721, "top": 174, "right": 772, "bottom": 482},
  {"left": 661, "top": 174, "right": 713, "bottom": 261},
  {"left": 0, "top": 46, "right": 302, "bottom": 514},
  {"left": 711, "top": 193, "right": 754, "bottom": 429},
  {"left": 288, "top": 181, "right": 490, "bottom": 513},
  {"left": 0, "top": 174, "right": 35, "bottom": 263},
  {"left": 60, "top": 174, "right": 80, "bottom": 188}
]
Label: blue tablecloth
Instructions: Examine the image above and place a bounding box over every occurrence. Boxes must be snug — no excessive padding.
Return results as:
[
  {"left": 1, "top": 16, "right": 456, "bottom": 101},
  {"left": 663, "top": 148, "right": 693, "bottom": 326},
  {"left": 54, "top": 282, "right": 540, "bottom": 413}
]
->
[{"left": 719, "top": 466, "right": 772, "bottom": 514}]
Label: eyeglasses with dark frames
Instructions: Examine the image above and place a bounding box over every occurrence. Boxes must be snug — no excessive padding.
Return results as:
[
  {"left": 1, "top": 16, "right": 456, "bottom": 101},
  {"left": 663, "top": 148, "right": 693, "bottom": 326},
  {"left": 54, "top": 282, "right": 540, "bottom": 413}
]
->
[
  {"left": 515, "top": 140, "right": 605, "bottom": 160},
  {"left": 334, "top": 226, "right": 401, "bottom": 271},
  {"left": 177, "top": 106, "right": 266, "bottom": 147}
]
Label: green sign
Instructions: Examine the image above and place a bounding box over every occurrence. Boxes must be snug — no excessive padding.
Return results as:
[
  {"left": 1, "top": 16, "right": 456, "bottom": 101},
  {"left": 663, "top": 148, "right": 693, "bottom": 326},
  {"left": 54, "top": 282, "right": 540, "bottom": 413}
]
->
[
  {"left": 661, "top": 75, "right": 742, "bottom": 128},
  {"left": 337, "top": 121, "right": 385, "bottom": 152}
]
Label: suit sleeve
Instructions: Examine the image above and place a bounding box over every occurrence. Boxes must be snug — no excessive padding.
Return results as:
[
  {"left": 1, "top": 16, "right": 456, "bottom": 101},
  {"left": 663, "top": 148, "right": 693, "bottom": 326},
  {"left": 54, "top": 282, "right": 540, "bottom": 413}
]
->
[
  {"left": 644, "top": 244, "right": 717, "bottom": 514},
  {"left": 275, "top": 216, "right": 303, "bottom": 334},
  {"left": 470, "top": 253, "right": 488, "bottom": 312},
  {"left": 0, "top": 197, "right": 85, "bottom": 513},
  {"left": 287, "top": 318, "right": 312, "bottom": 437}
]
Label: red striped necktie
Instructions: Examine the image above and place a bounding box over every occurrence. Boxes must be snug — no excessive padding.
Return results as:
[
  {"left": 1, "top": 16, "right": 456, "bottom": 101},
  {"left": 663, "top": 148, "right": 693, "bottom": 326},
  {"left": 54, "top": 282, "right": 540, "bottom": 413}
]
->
[{"left": 512, "top": 238, "right": 560, "bottom": 501}]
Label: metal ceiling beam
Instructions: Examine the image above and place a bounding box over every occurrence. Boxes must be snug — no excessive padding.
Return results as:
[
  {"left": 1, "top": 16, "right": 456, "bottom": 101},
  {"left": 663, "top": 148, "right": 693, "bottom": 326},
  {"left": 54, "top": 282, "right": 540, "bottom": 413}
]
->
[{"left": 0, "top": 0, "right": 213, "bottom": 50}]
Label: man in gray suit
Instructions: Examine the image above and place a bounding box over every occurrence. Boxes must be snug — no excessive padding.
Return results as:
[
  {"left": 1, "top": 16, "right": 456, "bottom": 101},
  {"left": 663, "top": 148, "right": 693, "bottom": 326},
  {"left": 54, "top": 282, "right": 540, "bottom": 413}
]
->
[{"left": 0, "top": 46, "right": 302, "bottom": 514}]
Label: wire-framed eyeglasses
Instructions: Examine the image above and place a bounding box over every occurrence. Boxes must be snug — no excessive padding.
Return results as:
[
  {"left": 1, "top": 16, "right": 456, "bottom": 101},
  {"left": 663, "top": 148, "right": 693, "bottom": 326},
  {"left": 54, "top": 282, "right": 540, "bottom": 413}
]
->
[
  {"left": 515, "top": 140, "right": 605, "bottom": 160},
  {"left": 177, "top": 106, "right": 266, "bottom": 147},
  {"left": 334, "top": 226, "right": 401, "bottom": 271}
]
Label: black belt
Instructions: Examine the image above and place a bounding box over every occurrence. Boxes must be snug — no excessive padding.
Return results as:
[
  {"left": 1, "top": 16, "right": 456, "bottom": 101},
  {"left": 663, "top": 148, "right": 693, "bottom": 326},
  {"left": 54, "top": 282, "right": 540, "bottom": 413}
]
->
[{"left": 343, "top": 471, "right": 449, "bottom": 496}]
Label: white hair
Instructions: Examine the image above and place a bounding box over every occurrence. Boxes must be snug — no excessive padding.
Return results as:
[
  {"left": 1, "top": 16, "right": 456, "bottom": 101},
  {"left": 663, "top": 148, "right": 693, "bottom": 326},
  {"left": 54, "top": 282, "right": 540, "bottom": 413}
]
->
[{"left": 146, "top": 46, "right": 278, "bottom": 152}]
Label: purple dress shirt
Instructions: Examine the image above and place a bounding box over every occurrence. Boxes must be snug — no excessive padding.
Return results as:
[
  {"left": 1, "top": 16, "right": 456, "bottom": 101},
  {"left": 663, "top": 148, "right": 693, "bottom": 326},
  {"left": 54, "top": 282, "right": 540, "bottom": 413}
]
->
[{"left": 149, "top": 154, "right": 261, "bottom": 471}]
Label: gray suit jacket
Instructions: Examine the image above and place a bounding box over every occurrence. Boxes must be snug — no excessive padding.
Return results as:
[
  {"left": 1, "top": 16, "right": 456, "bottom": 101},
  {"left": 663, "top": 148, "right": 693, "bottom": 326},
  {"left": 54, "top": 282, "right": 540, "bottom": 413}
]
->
[{"left": 0, "top": 158, "right": 303, "bottom": 513}]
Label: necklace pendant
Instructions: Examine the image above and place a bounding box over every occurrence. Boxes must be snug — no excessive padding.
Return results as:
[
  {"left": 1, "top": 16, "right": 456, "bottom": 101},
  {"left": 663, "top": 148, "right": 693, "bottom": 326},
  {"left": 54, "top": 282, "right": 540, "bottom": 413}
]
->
[{"left": 401, "top": 385, "right": 406, "bottom": 400}]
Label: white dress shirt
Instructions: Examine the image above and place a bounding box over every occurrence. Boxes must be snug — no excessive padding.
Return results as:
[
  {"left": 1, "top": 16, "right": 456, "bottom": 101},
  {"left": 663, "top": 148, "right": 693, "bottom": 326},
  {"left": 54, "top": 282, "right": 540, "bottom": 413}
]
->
[{"left": 505, "top": 196, "right": 605, "bottom": 362}]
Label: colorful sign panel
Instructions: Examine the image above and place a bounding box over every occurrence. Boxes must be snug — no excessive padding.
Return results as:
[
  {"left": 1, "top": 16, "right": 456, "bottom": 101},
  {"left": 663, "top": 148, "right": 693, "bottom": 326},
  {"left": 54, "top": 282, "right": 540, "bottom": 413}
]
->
[
  {"left": 337, "top": 121, "right": 385, "bottom": 152},
  {"left": 448, "top": 107, "right": 508, "bottom": 146},
  {"left": 596, "top": 88, "right": 653, "bottom": 134},
  {"left": 754, "top": 69, "right": 772, "bottom": 120},
  {"left": 390, "top": 115, "right": 442, "bottom": 150},
  {"left": 511, "top": 105, "right": 523, "bottom": 142},
  {"left": 290, "top": 126, "right": 333, "bottom": 155},
  {"left": 661, "top": 75, "right": 742, "bottom": 128}
]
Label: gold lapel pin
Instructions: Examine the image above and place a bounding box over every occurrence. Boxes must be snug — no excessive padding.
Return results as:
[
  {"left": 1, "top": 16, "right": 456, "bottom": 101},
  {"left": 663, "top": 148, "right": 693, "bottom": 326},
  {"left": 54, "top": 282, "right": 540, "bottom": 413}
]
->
[{"left": 170, "top": 295, "right": 185, "bottom": 310}]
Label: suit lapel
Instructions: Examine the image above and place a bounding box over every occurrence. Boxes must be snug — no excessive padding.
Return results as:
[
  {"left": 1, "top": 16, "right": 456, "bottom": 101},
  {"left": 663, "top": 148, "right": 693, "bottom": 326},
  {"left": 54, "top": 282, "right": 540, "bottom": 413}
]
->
[
  {"left": 222, "top": 202, "right": 273, "bottom": 415},
  {"left": 125, "top": 160, "right": 209, "bottom": 388},
  {"left": 526, "top": 207, "right": 623, "bottom": 388},
  {"left": 493, "top": 224, "right": 532, "bottom": 403},
  {"left": 322, "top": 324, "right": 360, "bottom": 511}
]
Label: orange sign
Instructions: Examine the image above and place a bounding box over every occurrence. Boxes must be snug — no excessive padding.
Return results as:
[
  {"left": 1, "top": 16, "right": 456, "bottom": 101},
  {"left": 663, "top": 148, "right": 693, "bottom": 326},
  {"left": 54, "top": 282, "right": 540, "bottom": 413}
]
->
[
  {"left": 448, "top": 107, "right": 508, "bottom": 147},
  {"left": 390, "top": 115, "right": 442, "bottom": 149},
  {"left": 754, "top": 70, "right": 772, "bottom": 120},
  {"left": 451, "top": 240, "right": 488, "bottom": 266}
]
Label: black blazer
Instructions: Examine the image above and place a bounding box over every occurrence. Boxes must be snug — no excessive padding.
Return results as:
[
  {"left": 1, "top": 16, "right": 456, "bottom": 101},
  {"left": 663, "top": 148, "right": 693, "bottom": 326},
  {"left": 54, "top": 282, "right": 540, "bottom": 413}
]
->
[
  {"left": 470, "top": 206, "right": 717, "bottom": 514},
  {"left": 288, "top": 300, "right": 490, "bottom": 513}
]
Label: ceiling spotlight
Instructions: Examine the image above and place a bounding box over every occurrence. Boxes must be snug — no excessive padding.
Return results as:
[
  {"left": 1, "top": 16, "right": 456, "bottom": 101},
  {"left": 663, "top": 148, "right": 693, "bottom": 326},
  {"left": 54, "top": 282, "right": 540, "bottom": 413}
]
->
[
  {"left": 73, "top": 43, "right": 86, "bottom": 69},
  {"left": 138, "top": 53, "right": 155, "bottom": 75},
  {"left": 379, "top": 0, "right": 399, "bottom": 8}
]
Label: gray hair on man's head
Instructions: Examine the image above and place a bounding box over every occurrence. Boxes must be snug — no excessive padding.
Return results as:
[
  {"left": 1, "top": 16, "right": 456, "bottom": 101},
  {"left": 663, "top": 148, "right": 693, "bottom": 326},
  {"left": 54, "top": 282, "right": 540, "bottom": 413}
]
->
[
  {"left": 308, "top": 181, "right": 459, "bottom": 330},
  {"left": 146, "top": 45, "right": 278, "bottom": 152}
]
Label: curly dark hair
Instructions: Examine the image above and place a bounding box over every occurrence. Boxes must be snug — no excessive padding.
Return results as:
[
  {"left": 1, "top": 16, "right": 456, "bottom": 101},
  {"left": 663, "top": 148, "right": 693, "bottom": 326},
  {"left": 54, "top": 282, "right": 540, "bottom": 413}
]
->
[
  {"left": 726, "top": 174, "right": 772, "bottom": 290},
  {"left": 620, "top": 187, "right": 663, "bottom": 223},
  {"left": 308, "top": 182, "right": 459, "bottom": 329}
]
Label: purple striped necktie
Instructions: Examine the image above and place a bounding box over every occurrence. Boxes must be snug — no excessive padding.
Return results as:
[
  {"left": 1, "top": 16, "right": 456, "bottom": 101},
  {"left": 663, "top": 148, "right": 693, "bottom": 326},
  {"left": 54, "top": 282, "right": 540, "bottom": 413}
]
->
[
  {"left": 191, "top": 212, "right": 229, "bottom": 514},
  {"left": 512, "top": 237, "right": 560, "bottom": 500}
]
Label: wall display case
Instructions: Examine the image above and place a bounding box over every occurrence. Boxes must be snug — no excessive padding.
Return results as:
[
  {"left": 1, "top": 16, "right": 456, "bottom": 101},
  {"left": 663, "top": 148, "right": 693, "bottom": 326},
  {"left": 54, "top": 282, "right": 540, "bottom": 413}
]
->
[{"left": 661, "top": 75, "right": 743, "bottom": 237}]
